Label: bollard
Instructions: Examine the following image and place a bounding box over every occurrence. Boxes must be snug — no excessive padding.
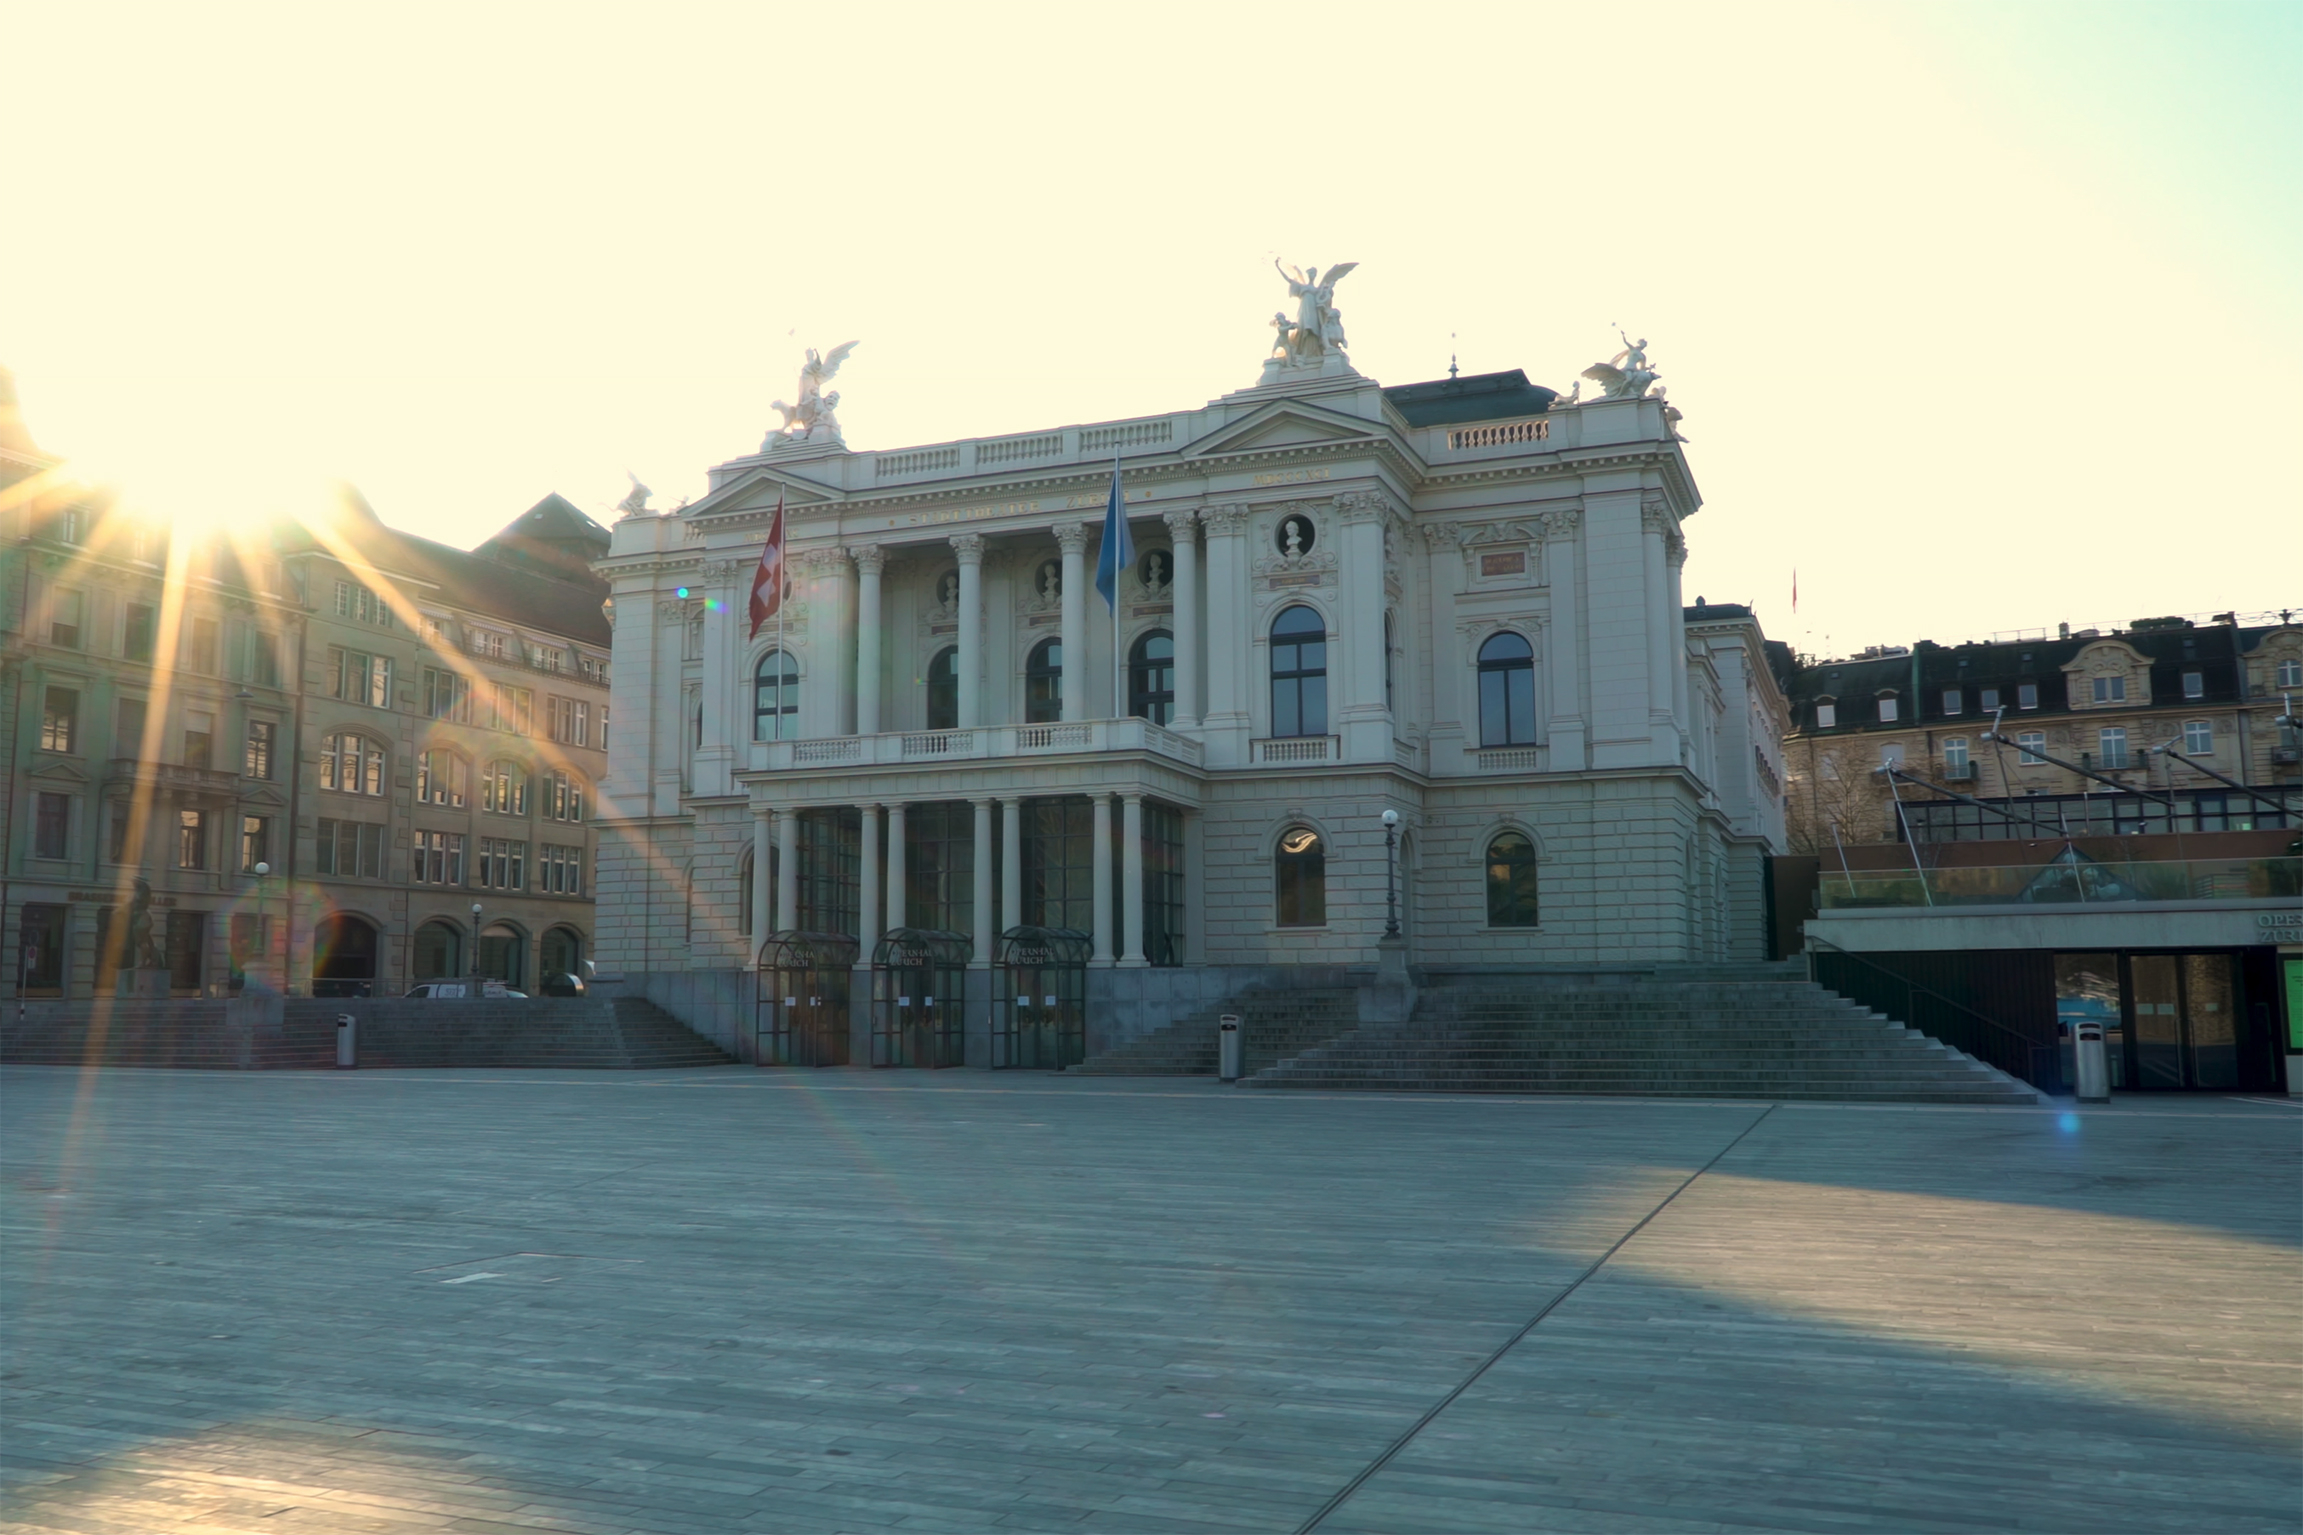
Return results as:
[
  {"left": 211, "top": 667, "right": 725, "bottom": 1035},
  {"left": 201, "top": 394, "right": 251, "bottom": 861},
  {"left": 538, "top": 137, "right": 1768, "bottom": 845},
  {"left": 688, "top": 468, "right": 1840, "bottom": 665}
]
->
[
  {"left": 335, "top": 1013, "right": 357, "bottom": 1069},
  {"left": 2072, "top": 1021, "right": 2108, "bottom": 1104},
  {"left": 1218, "top": 1014, "right": 1243, "bottom": 1082}
]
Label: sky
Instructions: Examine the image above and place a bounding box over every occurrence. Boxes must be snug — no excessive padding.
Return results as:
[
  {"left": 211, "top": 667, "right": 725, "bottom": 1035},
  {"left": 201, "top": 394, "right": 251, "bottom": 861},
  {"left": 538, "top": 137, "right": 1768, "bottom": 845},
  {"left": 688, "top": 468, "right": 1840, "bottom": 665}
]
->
[{"left": 6, "top": 0, "right": 2298, "bottom": 661}]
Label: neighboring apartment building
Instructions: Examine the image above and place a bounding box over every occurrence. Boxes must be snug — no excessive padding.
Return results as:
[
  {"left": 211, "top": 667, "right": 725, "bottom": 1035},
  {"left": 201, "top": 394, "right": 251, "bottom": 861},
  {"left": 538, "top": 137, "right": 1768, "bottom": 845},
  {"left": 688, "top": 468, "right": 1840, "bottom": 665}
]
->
[
  {"left": 1782, "top": 616, "right": 2303, "bottom": 851},
  {"left": 3, "top": 376, "right": 613, "bottom": 999},
  {"left": 1777, "top": 615, "right": 2302, "bottom": 1097}
]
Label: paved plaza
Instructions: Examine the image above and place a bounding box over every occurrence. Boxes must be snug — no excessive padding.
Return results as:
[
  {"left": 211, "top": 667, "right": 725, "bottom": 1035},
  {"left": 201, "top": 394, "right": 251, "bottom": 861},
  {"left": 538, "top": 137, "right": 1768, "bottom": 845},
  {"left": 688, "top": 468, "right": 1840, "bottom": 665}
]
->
[{"left": 2, "top": 1066, "right": 2297, "bottom": 1535}]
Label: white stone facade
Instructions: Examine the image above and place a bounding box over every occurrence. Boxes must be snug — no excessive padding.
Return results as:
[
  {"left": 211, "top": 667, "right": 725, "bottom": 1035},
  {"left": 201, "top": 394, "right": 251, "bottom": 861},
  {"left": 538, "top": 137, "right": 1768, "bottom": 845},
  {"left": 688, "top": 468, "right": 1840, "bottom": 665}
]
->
[{"left": 593, "top": 353, "right": 1787, "bottom": 1050}]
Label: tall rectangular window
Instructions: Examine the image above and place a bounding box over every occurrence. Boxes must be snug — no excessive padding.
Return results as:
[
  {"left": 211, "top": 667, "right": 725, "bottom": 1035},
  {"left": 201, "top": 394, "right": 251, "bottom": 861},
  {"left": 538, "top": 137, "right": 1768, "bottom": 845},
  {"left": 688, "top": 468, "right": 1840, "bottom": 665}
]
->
[
  {"left": 2017, "top": 683, "right": 2039, "bottom": 710},
  {"left": 2182, "top": 670, "right": 2204, "bottom": 700},
  {"left": 2183, "top": 719, "right": 2213, "bottom": 755},
  {"left": 107, "top": 799, "right": 132, "bottom": 862},
  {"left": 317, "top": 819, "right": 385, "bottom": 878},
  {"left": 1940, "top": 688, "right": 1962, "bottom": 716},
  {"left": 2098, "top": 727, "right": 2130, "bottom": 769},
  {"left": 123, "top": 602, "right": 157, "bottom": 662},
  {"left": 1877, "top": 695, "right": 1899, "bottom": 723},
  {"left": 333, "top": 649, "right": 392, "bottom": 707},
  {"left": 249, "top": 631, "right": 280, "bottom": 688},
  {"left": 476, "top": 838, "right": 526, "bottom": 890},
  {"left": 424, "top": 668, "right": 471, "bottom": 722},
  {"left": 34, "top": 793, "right": 70, "bottom": 860},
  {"left": 538, "top": 843, "right": 584, "bottom": 896},
  {"left": 50, "top": 588, "right": 84, "bottom": 648},
  {"left": 40, "top": 687, "right": 77, "bottom": 752},
  {"left": 187, "top": 617, "right": 220, "bottom": 674},
  {"left": 2092, "top": 676, "right": 2127, "bottom": 704},
  {"left": 795, "top": 809, "right": 861, "bottom": 934},
  {"left": 182, "top": 711, "right": 214, "bottom": 770},
  {"left": 116, "top": 698, "right": 147, "bottom": 757},
  {"left": 412, "top": 830, "right": 465, "bottom": 885},
  {"left": 177, "top": 809, "right": 207, "bottom": 869},
  {"left": 1813, "top": 701, "right": 1836, "bottom": 729},
  {"left": 240, "top": 815, "right": 271, "bottom": 872},
  {"left": 1943, "top": 738, "right": 1970, "bottom": 777},
  {"left": 2016, "top": 730, "right": 2047, "bottom": 766},
  {"left": 550, "top": 697, "right": 590, "bottom": 747},
  {"left": 1979, "top": 687, "right": 2001, "bottom": 712},
  {"left": 245, "top": 720, "right": 276, "bottom": 780}
]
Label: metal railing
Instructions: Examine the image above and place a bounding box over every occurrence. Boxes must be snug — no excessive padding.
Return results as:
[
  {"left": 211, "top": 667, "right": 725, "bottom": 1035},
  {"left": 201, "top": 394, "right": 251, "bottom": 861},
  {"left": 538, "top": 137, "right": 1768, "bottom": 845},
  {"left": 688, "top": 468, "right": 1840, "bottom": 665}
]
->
[
  {"left": 1806, "top": 937, "right": 2057, "bottom": 1091},
  {"left": 1817, "top": 856, "right": 2301, "bottom": 909}
]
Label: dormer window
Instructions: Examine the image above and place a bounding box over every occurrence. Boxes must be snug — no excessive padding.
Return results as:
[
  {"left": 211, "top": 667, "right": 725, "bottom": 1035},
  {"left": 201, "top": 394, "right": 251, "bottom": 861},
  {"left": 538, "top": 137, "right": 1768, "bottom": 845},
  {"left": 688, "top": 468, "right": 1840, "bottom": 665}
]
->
[
  {"left": 2182, "top": 670, "right": 2204, "bottom": 699},
  {"left": 1979, "top": 686, "right": 2001, "bottom": 712},
  {"left": 2091, "top": 676, "right": 2127, "bottom": 704},
  {"left": 1941, "top": 688, "right": 1962, "bottom": 716},
  {"left": 1876, "top": 693, "right": 1899, "bottom": 723},
  {"left": 2017, "top": 683, "right": 2039, "bottom": 710},
  {"left": 1814, "top": 698, "right": 1837, "bottom": 729}
]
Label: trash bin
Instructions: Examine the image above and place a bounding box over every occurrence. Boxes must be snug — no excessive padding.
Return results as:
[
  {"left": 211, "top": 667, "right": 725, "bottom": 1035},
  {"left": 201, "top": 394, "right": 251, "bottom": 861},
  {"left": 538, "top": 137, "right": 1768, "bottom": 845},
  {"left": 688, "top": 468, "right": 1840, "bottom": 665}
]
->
[
  {"left": 1218, "top": 1014, "right": 1242, "bottom": 1081},
  {"left": 335, "top": 1013, "right": 358, "bottom": 1070},
  {"left": 2072, "top": 1021, "right": 2108, "bottom": 1103}
]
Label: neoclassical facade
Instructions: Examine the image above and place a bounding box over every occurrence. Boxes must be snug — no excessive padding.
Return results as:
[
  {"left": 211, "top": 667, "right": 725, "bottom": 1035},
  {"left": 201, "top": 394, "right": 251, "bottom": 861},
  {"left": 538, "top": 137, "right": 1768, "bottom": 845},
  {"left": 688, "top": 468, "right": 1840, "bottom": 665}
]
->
[{"left": 594, "top": 338, "right": 1787, "bottom": 1050}]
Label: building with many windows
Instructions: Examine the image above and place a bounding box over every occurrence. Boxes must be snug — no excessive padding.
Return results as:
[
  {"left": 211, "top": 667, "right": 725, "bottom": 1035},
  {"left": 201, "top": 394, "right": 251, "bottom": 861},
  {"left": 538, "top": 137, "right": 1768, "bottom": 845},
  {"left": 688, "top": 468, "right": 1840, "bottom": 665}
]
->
[
  {"left": 3, "top": 376, "right": 613, "bottom": 1000},
  {"left": 1776, "top": 615, "right": 2303, "bottom": 1095},
  {"left": 594, "top": 315, "right": 1789, "bottom": 1057}
]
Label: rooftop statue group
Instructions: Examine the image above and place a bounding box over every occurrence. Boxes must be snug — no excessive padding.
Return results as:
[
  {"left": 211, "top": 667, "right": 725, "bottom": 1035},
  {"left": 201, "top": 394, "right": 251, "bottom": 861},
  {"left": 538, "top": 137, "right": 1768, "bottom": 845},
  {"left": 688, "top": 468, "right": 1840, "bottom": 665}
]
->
[
  {"left": 1268, "top": 259, "right": 1357, "bottom": 367},
  {"left": 765, "top": 341, "right": 859, "bottom": 448}
]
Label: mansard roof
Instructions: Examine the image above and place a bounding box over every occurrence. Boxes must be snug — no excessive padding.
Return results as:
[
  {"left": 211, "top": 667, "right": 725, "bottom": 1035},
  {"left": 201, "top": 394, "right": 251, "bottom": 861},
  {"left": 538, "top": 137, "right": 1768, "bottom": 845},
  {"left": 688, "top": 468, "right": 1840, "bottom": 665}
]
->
[{"left": 1381, "top": 369, "right": 1558, "bottom": 428}]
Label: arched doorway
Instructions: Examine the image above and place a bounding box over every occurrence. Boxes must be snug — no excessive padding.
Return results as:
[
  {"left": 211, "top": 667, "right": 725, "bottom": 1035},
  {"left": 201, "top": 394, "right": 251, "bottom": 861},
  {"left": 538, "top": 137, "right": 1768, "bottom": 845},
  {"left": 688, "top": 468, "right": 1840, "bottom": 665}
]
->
[
  {"left": 412, "top": 920, "right": 462, "bottom": 982},
  {"left": 312, "top": 914, "right": 379, "bottom": 998},
  {"left": 540, "top": 927, "right": 581, "bottom": 985},
  {"left": 477, "top": 924, "right": 525, "bottom": 988}
]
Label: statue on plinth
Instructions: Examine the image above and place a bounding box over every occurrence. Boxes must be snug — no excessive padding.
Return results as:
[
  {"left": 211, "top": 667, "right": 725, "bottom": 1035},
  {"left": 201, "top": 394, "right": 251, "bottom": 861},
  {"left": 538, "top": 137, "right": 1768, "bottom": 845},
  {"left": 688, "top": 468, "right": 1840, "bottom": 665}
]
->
[
  {"left": 615, "top": 471, "right": 653, "bottom": 516},
  {"left": 766, "top": 341, "right": 859, "bottom": 448},
  {"left": 1580, "top": 329, "right": 1661, "bottom": 399},
  {"left": 127, "top": 877, "right": 165, "bottom": 971},
  {"left": 1269, "top": 260, "right": 1358, "bottom": 366}
]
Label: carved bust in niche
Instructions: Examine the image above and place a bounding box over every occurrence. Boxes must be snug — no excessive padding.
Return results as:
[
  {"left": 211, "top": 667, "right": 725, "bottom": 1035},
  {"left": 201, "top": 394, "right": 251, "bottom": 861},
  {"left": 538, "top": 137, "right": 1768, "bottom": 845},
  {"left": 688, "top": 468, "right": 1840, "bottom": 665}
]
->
[
  {"left": 1276, "top": 513, "right": 1317, "bottom": 557},
  {"left": 1137, "top": 550, "right": 1169, "bottom": 595}
]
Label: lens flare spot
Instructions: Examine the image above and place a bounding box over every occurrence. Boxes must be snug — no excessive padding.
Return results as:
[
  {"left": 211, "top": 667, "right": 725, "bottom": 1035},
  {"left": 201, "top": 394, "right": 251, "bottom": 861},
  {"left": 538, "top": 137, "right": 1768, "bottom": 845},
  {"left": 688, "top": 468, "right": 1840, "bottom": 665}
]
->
[{"left": 2058, "top": 1112, "right": 2081, "bottom": 1133}]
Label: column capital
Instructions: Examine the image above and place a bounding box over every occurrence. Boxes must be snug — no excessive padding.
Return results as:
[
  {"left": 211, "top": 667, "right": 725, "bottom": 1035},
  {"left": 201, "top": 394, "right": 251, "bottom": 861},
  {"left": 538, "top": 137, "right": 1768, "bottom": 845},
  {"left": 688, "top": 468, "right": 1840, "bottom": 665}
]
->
[
  {"left": 794, "top": 547, "right": 847, "bottom": 577},
  {"left": 1161, "top": 508, "right": 1201, "bottom": 545},
  {"left": 1640, "top": 503, "right": 1673, "bottom": 535},
  {"left": 1053, "top": 520, "right": 1089, "bottom": 554},
  {"left": 951, "top": 532, "right": 986, "bottom": 565},
  {"left": 996, "top": 793, "right": 1023, "bottom": 806},
  {"left": 969, "top": 794, "right": 997, "bottom": 809},
  {"left": 1334, "top": 489, "right": 1391, "bottom": 525},
  {"left": 849, "top": 542, "right": 888, "bottom": 575},
  {"left": 1664, "top": 531, "right": 1688, "bottom": 567},
  {"left": 1200, "top": 502, "right": 1251, "bottom": 534},
  {"left": 752, "top": 803, "right": 773, "bottom": 822},
  {"left": 1120, "top": 790, "right": 1144, "bottom": 806}
]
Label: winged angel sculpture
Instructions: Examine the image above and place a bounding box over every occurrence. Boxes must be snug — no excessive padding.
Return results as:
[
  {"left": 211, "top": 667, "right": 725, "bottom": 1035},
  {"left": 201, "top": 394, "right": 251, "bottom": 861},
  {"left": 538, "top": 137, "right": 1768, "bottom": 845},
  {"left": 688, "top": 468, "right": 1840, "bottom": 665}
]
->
[
  {"left": 1579, "top": 330, "right": 1660, "bottom": 400},
  {"left": 767, "top": 340, "right": 859, "bottom": 447},
  {"left": 1271, "top": 260, "right": 1358, "bottom": 363}
]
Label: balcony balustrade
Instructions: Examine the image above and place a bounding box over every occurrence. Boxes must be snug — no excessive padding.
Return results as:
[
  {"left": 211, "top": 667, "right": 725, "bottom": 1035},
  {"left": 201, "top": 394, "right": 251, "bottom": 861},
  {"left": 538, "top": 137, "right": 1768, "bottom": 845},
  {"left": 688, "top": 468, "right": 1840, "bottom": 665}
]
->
[{"left": 751, "top": 716, "right": 1204, "bottom": 773}]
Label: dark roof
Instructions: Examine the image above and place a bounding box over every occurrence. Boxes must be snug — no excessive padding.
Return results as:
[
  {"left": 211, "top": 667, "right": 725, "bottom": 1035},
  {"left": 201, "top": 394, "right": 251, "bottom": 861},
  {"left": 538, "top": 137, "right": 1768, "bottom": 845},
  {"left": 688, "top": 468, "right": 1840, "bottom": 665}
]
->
[
  {"left": 1382, "top": 369, "right": 1558, "bottom": 428},
  {"left": 1684, "top": 601, "right": 1753, "bottom": 622},
  {"left": 275, "top": 491, "right": 610, "bottom": 646},
  {"left": 1786, "top": 622, "right": 2285, "bottom": 735},
  {"left": 479, "top": 493, "right": 613, "bottom": 583}
]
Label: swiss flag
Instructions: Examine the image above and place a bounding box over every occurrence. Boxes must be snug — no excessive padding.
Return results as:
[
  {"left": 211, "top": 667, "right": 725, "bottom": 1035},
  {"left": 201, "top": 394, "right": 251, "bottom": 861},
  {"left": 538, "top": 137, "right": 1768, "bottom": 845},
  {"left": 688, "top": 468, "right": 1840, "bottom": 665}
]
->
[{"left": 749, "top": 494, "right": 787, "bottom": 638}]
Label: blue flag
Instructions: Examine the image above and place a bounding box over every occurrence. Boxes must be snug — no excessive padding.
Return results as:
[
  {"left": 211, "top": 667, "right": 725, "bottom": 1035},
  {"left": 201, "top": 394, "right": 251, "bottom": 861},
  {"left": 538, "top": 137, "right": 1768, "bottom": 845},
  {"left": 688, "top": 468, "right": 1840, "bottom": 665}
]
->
[{"left": 1094, "top": 458, "right": 1133, "bottom": 611}]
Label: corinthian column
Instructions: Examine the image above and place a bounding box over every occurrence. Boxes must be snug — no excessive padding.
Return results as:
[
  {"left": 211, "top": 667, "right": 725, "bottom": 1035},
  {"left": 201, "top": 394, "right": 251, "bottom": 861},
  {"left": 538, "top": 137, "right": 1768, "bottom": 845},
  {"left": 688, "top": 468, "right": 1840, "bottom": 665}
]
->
[
  {"left": 851, "top": 544, "right": 886, "bottom": 736},
  {"left": 1163, "top": 509, "right": 1201, "bottom": 728},
  {"left": 953, "top": 533, "right": 985, "bottom": 730},
  {"left": 1055, "top": 522, "right": 1087, "bottom": 723},
  {"left": 1198, "top": 503, "right": 1250, "bottom": 766}
]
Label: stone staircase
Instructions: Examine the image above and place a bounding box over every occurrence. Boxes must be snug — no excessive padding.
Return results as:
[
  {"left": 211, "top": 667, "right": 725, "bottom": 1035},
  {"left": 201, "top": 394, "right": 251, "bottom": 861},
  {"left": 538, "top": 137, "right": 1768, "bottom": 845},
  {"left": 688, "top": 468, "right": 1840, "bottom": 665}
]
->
[
  {"left": 1069, "top": 987, "right": 1361, "bottom": 1077},
  {"left": 1240, "top": 969, "right": 2043, "bottom": 1104},
  {"left": 610, "top": 996, "right": 735, "bottom": 1068}
]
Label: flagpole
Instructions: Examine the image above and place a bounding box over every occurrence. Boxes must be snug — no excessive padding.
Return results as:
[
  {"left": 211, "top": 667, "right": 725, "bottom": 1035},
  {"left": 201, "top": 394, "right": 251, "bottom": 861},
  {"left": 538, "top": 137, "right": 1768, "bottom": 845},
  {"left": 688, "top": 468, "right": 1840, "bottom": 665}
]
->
[{"left": 1111, "top": 452, "right": 1123, "bottom": 721}]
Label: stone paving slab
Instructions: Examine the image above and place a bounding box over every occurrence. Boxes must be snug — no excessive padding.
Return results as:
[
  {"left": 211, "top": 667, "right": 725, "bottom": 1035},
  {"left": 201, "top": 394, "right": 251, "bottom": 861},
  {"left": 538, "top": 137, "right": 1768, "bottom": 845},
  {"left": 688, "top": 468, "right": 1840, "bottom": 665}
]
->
[{"left": 2, "top": 1066, "right": 2296, "bottom": 1533}]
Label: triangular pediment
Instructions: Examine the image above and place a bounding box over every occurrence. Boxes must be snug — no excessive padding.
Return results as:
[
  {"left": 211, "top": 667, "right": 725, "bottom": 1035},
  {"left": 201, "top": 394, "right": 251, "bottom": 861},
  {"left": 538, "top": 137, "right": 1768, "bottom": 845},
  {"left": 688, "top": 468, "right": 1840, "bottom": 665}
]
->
[
  {"left": 1183, "top": 402, "right": 1381, "bottom": 461},
  {"left": 685, "top": 464, "right": 844, "bottom": 521},
  {"left": 27, "top": 757, "right": 87, "bottom": 784}
]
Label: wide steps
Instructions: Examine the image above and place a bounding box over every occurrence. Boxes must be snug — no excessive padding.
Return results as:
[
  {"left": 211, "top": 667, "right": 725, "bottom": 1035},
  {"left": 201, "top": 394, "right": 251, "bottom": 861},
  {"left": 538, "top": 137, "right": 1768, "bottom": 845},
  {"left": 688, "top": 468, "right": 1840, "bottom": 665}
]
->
[
  {"left": 1241, "top": 981, "right": 2039, "bottom": 1104},
  {"left": 1071, "top": 988, "right": 1357, "bottom": 1077}
]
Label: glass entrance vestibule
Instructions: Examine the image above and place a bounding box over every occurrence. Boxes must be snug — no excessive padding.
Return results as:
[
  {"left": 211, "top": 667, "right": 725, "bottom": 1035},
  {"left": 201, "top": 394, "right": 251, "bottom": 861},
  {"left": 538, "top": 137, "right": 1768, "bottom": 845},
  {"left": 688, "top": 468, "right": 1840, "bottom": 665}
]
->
[{"left": 2054, "top": 949, "right": 2289, "bottom": 1092}]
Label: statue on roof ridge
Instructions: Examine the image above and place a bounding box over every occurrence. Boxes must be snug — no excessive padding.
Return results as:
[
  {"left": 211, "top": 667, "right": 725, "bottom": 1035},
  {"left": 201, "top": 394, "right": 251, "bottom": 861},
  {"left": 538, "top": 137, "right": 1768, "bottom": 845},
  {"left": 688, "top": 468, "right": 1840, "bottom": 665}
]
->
[
  {"left": 766, "top": 340, "right": 859, "bottom": 448},
  {"left": 1580, "top": 328, "right": 1660, "bottom": 400},
  {"left": 615, "top": 471, "right": 653, "bottom": 516},
  {"left": 1270, "top": 260, "right": 1357, "bottom": 365}
]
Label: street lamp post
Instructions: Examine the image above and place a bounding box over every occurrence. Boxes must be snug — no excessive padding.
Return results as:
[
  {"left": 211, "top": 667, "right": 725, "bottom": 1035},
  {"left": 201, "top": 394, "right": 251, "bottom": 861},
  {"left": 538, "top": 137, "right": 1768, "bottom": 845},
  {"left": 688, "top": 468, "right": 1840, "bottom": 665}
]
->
[
  {"left": 471, "top": 902, "right": 483, "bottom": 981},
  {"left": 1380, "top": 808, "right": 1401, "bottom": 939},
  {"left": 252, "top": 861, "right": 271, "bottom": 990}
]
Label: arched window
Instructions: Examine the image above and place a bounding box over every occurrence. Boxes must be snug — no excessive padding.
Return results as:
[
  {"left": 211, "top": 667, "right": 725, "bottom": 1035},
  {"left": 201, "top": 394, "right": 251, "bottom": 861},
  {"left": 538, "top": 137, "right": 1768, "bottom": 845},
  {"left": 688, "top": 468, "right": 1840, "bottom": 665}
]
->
[
  {"left": 1130, "top": 631, "right": 1175, "bottom": 725},
  {"left": 1274, "top": 825, "right": 1326, "bottom": 927},
  {"left": 1025, "top": 638, "right": 1062, "bottom": 725},
  {"left": 1485, "top": 831, "right": 1539, "bottom": 927},
  {"left": 482, "top": 760, "right": 527, "bottom": 816},
  {"left": 754, "top": 650, "right": 798, "bottom": 741},
  {"left": 1477, "top": 632, "right": 1536, "bottom": 746},
  {"left": 545, "top": 769, "right": 585, "bottom": 823},
  {"left": 1269, "top": 606, "right": 1327, "bottom": 739},
  {"left": 412, "top": 919, "right": 461, "bottom": 981},
  {"left": 320, "top": 732, "right": 385, "bottom": 796},
  {"left": 477, "top": 923, "right": 524, "bottom": 987},
  {"left": 416, "top": 748, "right": 469, "bottom": 807},
  {"left": 927, "top": 647, "right": 959, "bottom": 730}
]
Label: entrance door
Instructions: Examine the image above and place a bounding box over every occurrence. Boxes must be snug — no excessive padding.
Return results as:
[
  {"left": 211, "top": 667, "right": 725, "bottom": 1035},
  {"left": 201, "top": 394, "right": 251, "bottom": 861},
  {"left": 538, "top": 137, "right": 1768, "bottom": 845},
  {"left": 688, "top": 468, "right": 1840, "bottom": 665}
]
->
[{"left": 2128, "top": 953, "right": 2241, "bottom": 1090}]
